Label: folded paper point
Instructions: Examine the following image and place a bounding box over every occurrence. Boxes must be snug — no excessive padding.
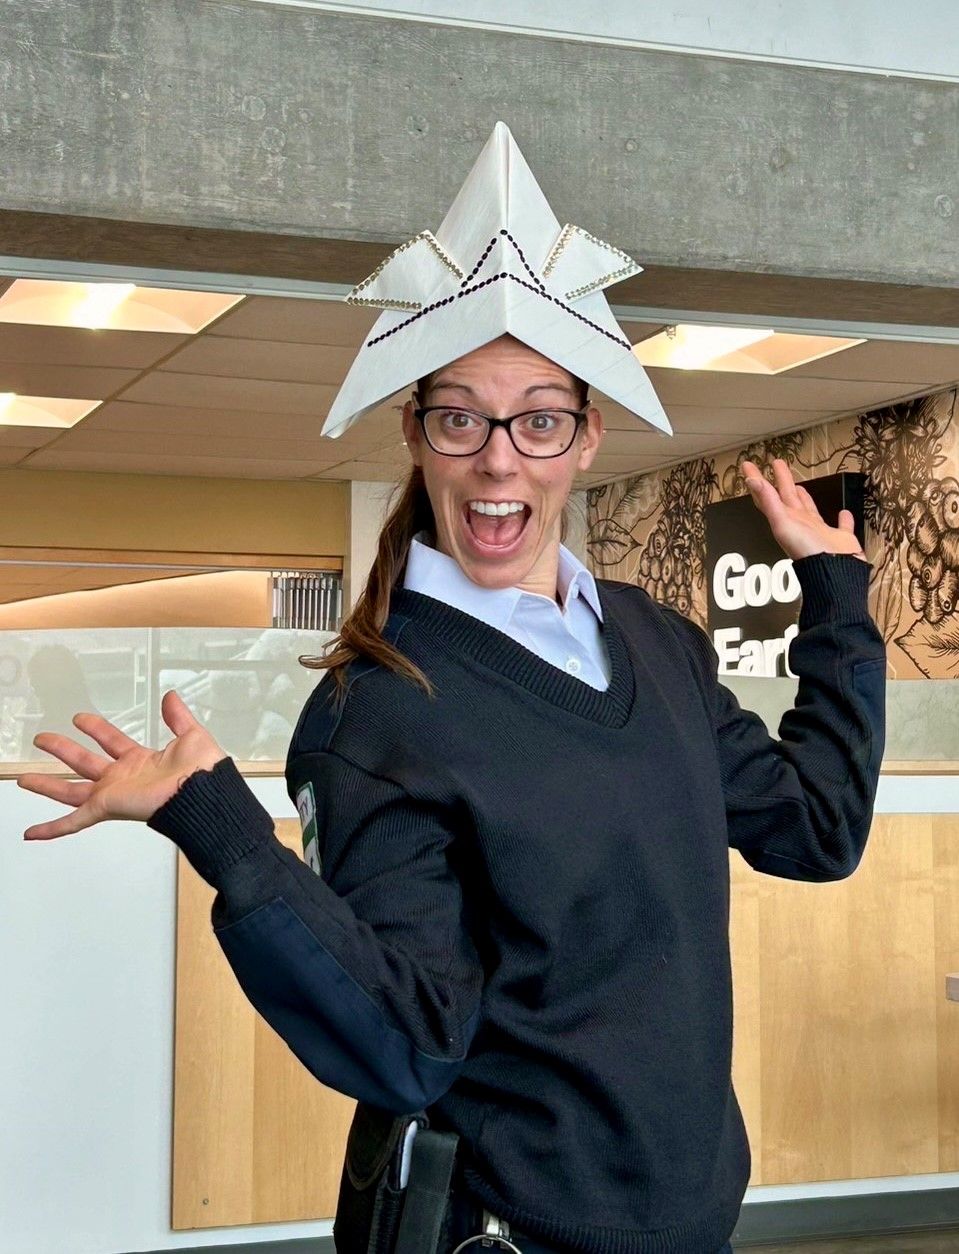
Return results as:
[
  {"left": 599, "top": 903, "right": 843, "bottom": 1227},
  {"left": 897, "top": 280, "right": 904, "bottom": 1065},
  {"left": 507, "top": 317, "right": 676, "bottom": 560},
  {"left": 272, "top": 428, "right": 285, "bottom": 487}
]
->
[{"left": 322, "top": 121, "right": 671, "bottom": 439}]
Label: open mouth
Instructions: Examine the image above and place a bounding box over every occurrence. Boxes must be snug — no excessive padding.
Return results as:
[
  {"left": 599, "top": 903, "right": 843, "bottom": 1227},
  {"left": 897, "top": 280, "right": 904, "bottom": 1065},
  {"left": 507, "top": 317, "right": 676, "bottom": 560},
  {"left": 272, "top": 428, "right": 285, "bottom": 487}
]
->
[{"left": 463, "top": 500, "right": 532, "bottom": 551}]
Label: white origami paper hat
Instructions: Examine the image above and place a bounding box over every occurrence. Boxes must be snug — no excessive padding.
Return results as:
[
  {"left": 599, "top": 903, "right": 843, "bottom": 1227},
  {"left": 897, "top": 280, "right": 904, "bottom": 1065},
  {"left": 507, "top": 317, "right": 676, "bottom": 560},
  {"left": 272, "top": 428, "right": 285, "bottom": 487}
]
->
[{"left": 322, "top": 122, "right": 671, "bottom": 438}]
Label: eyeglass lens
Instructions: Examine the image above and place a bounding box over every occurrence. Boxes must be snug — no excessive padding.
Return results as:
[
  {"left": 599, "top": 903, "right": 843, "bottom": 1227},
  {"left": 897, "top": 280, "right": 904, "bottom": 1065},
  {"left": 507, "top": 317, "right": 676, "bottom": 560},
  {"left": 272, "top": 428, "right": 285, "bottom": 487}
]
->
[{"left": 422, "top": 408, "right": 579, "bottom": 457}]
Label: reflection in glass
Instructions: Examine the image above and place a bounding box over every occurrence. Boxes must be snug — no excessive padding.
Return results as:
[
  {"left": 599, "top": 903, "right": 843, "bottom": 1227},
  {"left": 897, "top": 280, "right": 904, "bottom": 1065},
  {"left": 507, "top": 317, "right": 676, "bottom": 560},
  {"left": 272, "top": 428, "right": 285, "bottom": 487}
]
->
[{"left": 1, "top": 628, "right": 337, "bottom": 765}]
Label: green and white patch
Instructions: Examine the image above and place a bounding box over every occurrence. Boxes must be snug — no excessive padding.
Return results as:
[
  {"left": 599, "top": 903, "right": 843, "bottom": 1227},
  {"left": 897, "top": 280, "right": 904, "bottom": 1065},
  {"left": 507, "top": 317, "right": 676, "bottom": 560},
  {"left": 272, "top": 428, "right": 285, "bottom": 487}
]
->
[{"left": 296, "top": 781, "right": 321, "bottom": 874}]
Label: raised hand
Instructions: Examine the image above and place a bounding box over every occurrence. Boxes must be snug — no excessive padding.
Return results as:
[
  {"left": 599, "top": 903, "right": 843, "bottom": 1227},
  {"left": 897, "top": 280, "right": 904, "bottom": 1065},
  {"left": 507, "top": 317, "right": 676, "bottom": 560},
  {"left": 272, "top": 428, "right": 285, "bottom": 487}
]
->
[
  {"left": 743, "top": 458, "right": 867, "bottom": 562},
  {"left": 18, "top": 690, "right": 226, "bottom": 841}
]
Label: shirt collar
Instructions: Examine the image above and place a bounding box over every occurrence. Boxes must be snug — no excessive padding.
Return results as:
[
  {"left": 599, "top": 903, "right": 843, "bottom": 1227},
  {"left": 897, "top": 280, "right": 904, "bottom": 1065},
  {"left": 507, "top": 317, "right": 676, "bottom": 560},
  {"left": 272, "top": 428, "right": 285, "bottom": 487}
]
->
[
  {"left": 556, "top": 544, "right": 604, "bottom": 621},
  {"left": 403, "top": 534, "right": 603, "bottom": 627}
]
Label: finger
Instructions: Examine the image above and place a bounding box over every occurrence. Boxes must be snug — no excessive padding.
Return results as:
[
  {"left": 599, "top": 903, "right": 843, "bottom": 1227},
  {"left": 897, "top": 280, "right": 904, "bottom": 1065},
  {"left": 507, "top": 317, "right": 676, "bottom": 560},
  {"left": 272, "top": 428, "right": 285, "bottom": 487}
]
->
[
  {"left": 24, "top": 804, "right": 96, "bottom": 841},
  {"left": 771, "top": 458, "right": 803, "bottom": 509},
  {"left": 838, "top": 508, "right": 857, "bottom": 533},
  {"left": 32, "top": 732, "right": 109, "bottom": 781},
  {"left": 72, "top": 712, "right": 141, "bottom": 760},
  {"left": 743, "top": 468, "right": 783, "bottom": 513},
  {"left": 161, "top": 690, "right": 201, "bottom": 738},
  {"left": 17, "top": 773, "right": 95, "bottom": 807},
  {"left": 795, "top": 484, "right": 823, "bottom": 518},
  {"left": 740, "top": 459, "right": 768, "bottom": 489}
]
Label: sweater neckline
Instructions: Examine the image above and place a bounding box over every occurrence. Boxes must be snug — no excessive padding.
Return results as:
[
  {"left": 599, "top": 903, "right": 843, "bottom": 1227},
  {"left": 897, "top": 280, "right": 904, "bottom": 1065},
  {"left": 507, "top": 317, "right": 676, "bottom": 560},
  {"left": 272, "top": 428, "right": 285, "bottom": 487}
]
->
[{"left": 390, "top": 584, "right": 636, "bottom": 728}]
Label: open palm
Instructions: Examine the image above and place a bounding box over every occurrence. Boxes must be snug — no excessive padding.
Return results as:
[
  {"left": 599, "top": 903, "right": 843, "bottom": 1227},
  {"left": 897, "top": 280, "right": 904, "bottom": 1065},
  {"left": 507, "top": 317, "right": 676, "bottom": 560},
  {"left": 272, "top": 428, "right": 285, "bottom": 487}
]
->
[
  {"left": 18, "top": 690, "right": 226, "bottom": 841},
  {"left": 743, "top": 458, "right": 866, "bottom": 561}
]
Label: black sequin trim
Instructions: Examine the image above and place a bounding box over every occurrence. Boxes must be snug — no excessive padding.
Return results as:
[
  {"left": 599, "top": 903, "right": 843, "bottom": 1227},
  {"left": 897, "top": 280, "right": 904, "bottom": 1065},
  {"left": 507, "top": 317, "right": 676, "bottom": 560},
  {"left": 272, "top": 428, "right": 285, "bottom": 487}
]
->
[{"left": 365, "top": 231, "right": 630, "bottom": 350}]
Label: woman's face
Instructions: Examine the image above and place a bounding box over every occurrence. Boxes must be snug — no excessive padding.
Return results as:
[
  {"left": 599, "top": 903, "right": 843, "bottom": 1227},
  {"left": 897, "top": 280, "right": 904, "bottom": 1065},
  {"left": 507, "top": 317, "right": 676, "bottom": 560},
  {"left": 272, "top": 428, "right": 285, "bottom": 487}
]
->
[{"left": 401, "top": 336, "right": 603, "bottom": 595}]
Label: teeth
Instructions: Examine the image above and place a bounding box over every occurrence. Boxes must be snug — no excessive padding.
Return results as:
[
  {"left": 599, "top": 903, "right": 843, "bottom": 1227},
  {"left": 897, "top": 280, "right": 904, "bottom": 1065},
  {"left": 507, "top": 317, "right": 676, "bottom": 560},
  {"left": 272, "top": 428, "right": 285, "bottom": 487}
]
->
[{"left": 469, "top": 500, "right": 525, "bottom": 515}]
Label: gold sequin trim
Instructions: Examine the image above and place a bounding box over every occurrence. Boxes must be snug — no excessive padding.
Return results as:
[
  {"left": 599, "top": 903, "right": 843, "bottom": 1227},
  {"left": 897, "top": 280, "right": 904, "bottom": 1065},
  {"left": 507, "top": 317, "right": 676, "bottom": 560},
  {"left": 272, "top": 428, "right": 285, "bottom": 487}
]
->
[
  {"left": 346, "top": 229, "right": 465, "bottom": 309},
  {"left": 541, "top": 223, "right": 640, "bottom": 301}
]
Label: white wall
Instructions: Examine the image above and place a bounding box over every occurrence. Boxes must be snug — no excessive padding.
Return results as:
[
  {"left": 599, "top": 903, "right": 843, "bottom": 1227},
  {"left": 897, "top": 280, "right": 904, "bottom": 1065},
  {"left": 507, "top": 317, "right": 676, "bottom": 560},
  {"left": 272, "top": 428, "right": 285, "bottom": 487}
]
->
[
  {"left": 0, "top": 775, "right": 334, "bottom": 1254},
  {"left": 275, "top": 1, "right": 959, "bottom": 80},
  {"left": 344, "top": 480, "right": 398, "bottom": 610}
]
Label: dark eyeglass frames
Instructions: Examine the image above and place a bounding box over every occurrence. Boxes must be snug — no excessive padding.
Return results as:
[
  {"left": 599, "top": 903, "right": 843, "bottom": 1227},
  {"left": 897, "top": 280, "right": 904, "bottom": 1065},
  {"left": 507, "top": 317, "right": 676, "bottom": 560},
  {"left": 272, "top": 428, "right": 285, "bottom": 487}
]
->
[{"left": 413, "top": 406, "right": 588, "bottom": 458}]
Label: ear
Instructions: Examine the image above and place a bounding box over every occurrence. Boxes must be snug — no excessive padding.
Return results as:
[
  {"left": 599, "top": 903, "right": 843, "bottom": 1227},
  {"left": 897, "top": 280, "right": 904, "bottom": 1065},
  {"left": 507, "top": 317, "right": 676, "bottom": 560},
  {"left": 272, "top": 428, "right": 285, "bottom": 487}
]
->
[
  {"left": 401, "top": 400, "right": 424, "bottom": 467},
  {"left": 576, "top": 405, "right": 604, "bottom": 473}
]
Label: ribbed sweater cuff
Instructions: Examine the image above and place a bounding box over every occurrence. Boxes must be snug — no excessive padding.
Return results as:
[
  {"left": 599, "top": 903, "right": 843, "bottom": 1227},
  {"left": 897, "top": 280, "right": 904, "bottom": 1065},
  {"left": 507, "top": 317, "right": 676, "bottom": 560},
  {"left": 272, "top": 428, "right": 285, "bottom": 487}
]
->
[
  {"left": 147, "top": 756, "right": 276, "bottom": 886},
  {"left": 794, "top": 551, "right": 871, "bottom": 629}
]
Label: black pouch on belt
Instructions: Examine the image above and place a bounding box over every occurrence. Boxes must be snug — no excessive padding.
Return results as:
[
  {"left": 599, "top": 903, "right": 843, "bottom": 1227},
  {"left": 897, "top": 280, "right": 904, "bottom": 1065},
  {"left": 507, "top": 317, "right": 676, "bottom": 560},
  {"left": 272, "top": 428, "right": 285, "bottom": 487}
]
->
[
  {"left": 333, "top": 1103, "right": 458, "bottom": 1254},
  {"left": 333, "top": 1103, "right": 419, "bottom": 1254}
]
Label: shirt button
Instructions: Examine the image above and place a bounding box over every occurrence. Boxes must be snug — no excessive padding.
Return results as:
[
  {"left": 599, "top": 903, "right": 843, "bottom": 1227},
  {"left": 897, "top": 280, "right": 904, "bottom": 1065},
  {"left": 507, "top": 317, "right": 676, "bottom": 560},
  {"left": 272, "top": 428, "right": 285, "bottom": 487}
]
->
[{"left": 566, "top": 657, "right": 582, "bottom": 675}]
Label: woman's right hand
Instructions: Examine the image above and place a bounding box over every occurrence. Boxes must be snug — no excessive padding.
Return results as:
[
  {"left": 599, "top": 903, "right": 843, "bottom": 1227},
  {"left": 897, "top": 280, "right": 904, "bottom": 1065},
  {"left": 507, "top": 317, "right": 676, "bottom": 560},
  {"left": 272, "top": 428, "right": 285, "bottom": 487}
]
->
[{"left": 17, "top": 690, "right": 227, "bottom": 841}]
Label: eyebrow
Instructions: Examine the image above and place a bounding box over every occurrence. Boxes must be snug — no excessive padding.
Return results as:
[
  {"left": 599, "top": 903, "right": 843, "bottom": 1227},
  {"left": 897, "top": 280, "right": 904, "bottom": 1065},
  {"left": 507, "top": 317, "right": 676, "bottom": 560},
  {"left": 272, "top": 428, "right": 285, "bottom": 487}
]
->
[{"left": 428, "top": 380, "right": 577, "bottom": 398}]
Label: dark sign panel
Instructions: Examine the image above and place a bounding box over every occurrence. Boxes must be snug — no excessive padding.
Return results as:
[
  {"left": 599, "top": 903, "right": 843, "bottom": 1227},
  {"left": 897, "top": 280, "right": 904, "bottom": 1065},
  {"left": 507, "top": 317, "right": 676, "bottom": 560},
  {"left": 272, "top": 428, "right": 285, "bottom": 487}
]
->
[{"left": 705, "top": 473, "right": 865, "bottom": 677}]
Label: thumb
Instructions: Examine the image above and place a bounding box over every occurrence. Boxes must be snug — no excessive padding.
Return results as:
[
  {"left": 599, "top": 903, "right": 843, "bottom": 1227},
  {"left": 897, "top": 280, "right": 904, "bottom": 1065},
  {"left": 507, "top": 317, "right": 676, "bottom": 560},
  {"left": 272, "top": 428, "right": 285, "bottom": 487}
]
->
[
  {"left": 838, "top": 508, "right": 856, "bottom": 533},
  {"left": 161, "top": 690, "right": 200, "bottom": 737}
]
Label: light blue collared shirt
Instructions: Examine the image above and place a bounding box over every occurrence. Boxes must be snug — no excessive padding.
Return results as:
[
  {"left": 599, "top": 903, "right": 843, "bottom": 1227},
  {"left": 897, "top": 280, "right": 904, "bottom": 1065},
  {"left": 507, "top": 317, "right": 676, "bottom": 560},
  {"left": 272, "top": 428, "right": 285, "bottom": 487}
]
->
[{"left": 403, "top": 535, "right": 611, "bottom": 691}]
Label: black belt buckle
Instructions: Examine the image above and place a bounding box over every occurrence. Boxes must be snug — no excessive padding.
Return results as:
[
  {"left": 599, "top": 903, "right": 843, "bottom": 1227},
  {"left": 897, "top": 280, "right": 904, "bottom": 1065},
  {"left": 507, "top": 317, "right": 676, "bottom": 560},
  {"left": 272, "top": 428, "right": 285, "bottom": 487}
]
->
[{"left": 451, "top": 1210, "right": 524, "bottom": 1253}]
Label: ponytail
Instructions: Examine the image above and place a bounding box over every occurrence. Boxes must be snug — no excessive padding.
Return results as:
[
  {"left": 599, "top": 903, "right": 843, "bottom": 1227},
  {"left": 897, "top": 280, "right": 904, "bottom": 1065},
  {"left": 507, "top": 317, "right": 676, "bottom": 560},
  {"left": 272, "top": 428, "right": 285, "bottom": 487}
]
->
[{"left": 299, "top": 464, "right": 435, "bottom": 693}]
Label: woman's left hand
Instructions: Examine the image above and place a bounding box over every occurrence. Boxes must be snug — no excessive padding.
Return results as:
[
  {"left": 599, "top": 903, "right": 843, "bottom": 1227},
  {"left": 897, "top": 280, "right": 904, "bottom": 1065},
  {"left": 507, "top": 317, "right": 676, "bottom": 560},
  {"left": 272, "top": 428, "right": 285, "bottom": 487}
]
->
[{"left": 742, "top": 458, "right": 867, "bottom": 562}]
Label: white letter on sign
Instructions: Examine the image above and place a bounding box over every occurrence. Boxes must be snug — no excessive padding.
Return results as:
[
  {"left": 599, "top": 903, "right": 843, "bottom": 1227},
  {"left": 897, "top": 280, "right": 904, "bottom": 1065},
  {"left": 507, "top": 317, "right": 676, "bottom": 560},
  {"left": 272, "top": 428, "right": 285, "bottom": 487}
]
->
[
  {"left": 713, "top": 552, "right": 746, "bottom": 611},
  {"left": 743, "top": 563, "right": 772, "bottom": 608},
  {"left": 771, "top": 558, "right": 800, "bottom": 604}
]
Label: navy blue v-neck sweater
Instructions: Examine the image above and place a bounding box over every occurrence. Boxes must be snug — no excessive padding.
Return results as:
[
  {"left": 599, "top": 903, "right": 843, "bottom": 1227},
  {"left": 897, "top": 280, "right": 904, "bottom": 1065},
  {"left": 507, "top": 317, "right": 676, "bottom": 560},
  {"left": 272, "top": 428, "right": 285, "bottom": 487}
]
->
[{"left": 150, "top": 554, "right": 885, "bottom": 1254}]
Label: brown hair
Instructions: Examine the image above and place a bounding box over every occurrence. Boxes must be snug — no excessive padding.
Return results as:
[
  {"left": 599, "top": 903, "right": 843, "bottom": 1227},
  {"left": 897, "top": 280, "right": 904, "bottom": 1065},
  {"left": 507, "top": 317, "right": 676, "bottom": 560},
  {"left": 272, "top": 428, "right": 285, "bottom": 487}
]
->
[
  {"left": 300, "top": 462, "right": 437, "bottom": 693},
  {"left": 301, "top": 361, "right": 589, "bottom": 693}
]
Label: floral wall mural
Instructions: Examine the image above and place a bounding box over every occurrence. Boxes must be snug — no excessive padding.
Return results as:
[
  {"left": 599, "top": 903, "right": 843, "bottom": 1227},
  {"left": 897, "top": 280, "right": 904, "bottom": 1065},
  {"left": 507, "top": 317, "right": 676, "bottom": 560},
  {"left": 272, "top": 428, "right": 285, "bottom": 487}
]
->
[{"left": 586, "top": 388, "right": 959, "bottom": 678}]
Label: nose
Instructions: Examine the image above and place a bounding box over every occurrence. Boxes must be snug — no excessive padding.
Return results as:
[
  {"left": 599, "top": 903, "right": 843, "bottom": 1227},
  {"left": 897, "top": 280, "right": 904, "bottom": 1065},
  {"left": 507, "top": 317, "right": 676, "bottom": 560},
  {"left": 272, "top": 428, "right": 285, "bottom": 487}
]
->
[{"left": 474, "top": 423, "right": 519, "bottom": 478}]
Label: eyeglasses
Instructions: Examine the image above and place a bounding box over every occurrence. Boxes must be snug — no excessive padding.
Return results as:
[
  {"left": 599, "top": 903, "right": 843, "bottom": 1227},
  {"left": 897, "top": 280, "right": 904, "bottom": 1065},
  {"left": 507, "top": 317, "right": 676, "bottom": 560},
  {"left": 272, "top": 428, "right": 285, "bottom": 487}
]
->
[{"left": 413, "top": 406, "right": 588, "bottom": 458}]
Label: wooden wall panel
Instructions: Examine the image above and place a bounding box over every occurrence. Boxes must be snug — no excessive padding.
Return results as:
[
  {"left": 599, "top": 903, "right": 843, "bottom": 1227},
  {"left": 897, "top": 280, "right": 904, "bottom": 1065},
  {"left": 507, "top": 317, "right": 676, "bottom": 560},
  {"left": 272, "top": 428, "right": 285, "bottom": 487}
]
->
[
  {"left": 173, "top": 818, "right": 353, "bottom": 1231},
  {"left": 759, "top": 875, "right": 853, "bottom": 1183},
  {"left": 846, "top": 819, "right": 938, "bottom": 1179},
  {"left": 175, "top": 813, "right": 959, "bottom": 1227},
  {"left": 934, "top": 816, "right": 959, "bottom": 1170},
  {"left": 728, "top": 853, "right": 763, "bottom": 1174},
  {"left": 729, "top": 814, "right": 953, "bottom": 1186},
  {"left": 172, "top": 857, "right": 257, "bottom": 1228}
]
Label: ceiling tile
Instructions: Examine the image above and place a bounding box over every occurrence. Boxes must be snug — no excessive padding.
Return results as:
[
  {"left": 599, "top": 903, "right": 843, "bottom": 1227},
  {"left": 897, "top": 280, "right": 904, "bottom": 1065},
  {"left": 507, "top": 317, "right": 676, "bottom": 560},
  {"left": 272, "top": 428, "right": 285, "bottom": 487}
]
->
[
  {"left": 209, "top": 296, "right": 378, "bottom": 347},
  {"left": 309, "top": 462, "right": 403, "bottom": 483},
  {"left": 0, "top": 325, "right": 187, "bottom": 369},
  {"left": 352, "top": 446, "right": 411, "bottom": 467},
  {"left": 159, "top": 337, "right": 357, "bottom": 385},
  {"left": 659, "top": 405, "right": 834, "bottom": 436},
  {"left": 646, "top": 369, "right": 925, "bottom": 412},
  {"left": 784, "top": 338, "right": 959, "bottom": 386},
  {"left": 590, "top": 452, "right": 690, "bottom": 474},
  {"left": 0, "top": 363, "right": 139, "bottom": 398},
  {"left": 596, "top": 427, "right": 752, "bottom": 457},
  {"left": 0, "top": 423, "right": 65, "bottom": 449},
  {"left": 77, "top": 400, "right": 399, "bottom": 453},
  {"left": 41, "top": 424, "right": 351, "bottom": 463},
  {"left": 19, "top": 448, "right": 334, "bottom": 477},
  {"left": 118, "top": 372, "right": 339, "bottom": 414}
]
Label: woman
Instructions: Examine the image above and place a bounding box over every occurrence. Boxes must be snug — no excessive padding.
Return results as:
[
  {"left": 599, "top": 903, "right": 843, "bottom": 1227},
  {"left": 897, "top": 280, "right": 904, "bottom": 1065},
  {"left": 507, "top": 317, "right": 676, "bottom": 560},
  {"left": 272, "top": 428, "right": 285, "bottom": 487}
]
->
[
  {"left": 21, "top": 124, "right": 884, "bottom": 1254},
  {"left": 19, "top": 331, "right": 884, "bottom": 1254}
]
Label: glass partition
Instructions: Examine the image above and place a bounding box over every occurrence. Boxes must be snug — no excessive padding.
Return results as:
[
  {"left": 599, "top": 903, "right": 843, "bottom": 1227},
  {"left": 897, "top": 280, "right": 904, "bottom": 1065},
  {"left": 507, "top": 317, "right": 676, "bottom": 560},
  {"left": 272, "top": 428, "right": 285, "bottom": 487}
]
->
[{"left": 1, "top": 627, "right": 336, "bottom": 767}]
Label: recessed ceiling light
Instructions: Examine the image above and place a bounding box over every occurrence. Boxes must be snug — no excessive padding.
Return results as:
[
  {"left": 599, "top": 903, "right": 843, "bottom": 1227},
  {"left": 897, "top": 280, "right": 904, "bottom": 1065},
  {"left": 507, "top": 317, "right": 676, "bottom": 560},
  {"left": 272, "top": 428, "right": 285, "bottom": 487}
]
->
[
  {"left": 70, "top": 283, "right": 137, "bottom": 330},
  {"left": 633, "top": 324, "right": 865, "bottom": 373},
  {"left": 0, "top": 394, "right": 101, "bottom": 428},
  {"left": 0, "top": 280, "right": 243, "bottom": 333}
]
